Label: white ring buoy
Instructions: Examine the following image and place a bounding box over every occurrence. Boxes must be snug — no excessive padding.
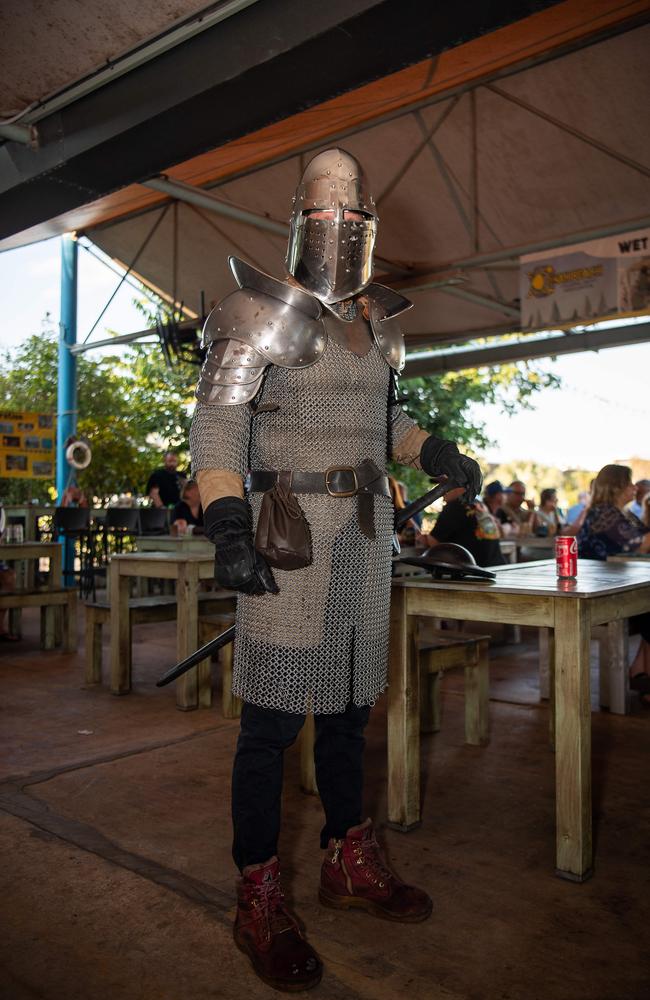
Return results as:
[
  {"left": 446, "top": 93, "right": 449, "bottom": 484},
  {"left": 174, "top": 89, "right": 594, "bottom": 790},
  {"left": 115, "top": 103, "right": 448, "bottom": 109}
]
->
[{"left": 65, "top": 440, "right": 92, "bottom": 470}]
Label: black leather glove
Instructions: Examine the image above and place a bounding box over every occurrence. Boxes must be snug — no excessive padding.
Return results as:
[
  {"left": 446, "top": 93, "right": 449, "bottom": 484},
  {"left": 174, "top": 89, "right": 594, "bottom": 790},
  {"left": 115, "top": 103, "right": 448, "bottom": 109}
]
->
[
  {"left": 420, "top": 436, "right": 483, "bottom": 502},
  {"left": 204, "top": 496, "right": 278, "bottom": 596}
]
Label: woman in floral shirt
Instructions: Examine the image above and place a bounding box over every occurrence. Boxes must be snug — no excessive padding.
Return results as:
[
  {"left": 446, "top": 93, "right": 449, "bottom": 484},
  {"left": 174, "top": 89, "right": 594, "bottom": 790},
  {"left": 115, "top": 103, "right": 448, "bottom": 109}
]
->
[{"left": 578, "top": 464, "right": 650, "bottom": 706}]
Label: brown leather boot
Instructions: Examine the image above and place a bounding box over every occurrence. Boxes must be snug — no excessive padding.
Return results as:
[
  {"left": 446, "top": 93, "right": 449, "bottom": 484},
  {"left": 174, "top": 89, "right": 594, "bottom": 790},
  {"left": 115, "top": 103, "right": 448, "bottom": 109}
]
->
[
  {"left": 319, "top": 819, "right": 432, "bottom": 922},
  {"left": 234, "top": 857, "right": 322, "bottom": 992}
]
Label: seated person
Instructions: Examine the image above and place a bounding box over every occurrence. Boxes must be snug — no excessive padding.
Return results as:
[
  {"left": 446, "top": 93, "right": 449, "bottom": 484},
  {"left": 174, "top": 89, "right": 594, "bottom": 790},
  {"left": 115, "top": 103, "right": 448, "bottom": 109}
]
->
[
  {"left": 577, "top": 463, "right": 650, "bottom": 706},
  {"left": 566, "top": 490, "right": 589, "bottom": 527},
  {"left": 483, "top": 480, "right": 514, "bottom": 538},
  {"left": 171, "top": 480, "right": 204, "bottom": 536},
  {"left": 417, "top": 492, "right": 505, "bottom": 568},
  {"left": 500, "top": 480, "right": 536, "bottom": 536},
  {"left": 628, "top": 479, "right": 650, "bottom": 520},
  {"left": 61, "top": 484, "right": 89, "bottom": 507},
  {"left": 533, "top": 488, "right": 564, "bottom": 537}
]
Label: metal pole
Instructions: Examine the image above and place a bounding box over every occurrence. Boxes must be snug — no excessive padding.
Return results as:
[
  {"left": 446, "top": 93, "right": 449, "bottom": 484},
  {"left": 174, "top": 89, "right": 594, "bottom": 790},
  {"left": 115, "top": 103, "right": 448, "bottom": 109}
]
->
[{"left": 57, "top": 233, "right": 78, "bottom": 583}]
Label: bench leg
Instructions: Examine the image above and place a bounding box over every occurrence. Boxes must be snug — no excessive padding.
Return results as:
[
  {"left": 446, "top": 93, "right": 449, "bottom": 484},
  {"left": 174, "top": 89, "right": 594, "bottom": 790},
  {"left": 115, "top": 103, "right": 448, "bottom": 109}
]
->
[
  {"left": 85, "top": 616, "right": 102, "bottom": 684},
  {"left": 538, "top": 627, "right": 551, "bottom": 700},
  {"left": 42, "top": 605, "right": 57, "bottom": 649},
  {"left": 110, "top": 562, "right": 132, "bottom": 695},
  {"left": 464, "top": 640, "right": 489, "bottom": 746},
  {"left": 220, "top": 640, "right": 242, "bottom": 719},
  {"left": 64, "top": 591, "right": 78, "bottom": 653},
  {"left": 299, "top": 713, "right": 318, "bottom": 795},
  {"left": 197, "top": 656, "right": 213, "bottom": 709},
  {"left": 605, "top": 619, "right": 629, "bottom": 715},
  {"left": 547, "top": 629, "right": 556, "bottom": 751},
  {"left": 8, "top": 607, "right": 21, "bottom": 638},
  {"left": 419, "top": 660, "right": 442, "bottom": 734}
]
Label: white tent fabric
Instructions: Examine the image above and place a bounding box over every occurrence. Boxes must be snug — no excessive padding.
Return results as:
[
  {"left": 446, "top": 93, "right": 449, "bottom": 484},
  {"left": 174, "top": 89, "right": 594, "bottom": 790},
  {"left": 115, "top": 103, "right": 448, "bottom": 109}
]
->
[{"left": 87, "top": 23, "right": 650, "bottom": 349}]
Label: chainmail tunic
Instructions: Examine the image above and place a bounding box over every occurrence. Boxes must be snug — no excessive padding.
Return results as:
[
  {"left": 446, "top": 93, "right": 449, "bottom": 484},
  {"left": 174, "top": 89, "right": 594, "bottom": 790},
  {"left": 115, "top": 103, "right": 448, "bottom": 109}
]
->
[{"left": 191, "top": 325, "right": 418, "bottom": 714}]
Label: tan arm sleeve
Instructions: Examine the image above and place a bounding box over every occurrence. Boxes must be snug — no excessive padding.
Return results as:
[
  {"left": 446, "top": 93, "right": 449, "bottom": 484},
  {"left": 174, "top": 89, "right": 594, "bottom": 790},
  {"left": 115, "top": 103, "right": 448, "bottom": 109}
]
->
[
  {"left": 196, "top": 469, "right": 244, "bottom": 508},
  {"left": 391, "top": 423, "right": 429, "bottom": 469}
]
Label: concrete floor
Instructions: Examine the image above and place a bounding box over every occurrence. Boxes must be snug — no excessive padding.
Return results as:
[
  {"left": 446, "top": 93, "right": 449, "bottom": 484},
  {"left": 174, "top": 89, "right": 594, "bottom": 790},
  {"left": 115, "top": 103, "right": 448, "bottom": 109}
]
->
[{"left": 0, "top": 609, "right": 649, "bottom": 1000}]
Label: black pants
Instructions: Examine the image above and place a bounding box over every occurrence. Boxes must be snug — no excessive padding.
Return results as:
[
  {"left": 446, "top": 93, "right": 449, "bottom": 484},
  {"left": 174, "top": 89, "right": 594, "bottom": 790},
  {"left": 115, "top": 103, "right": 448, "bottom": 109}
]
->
[{"left": 232, "top": 700, "right": 371, "bottom": 872}]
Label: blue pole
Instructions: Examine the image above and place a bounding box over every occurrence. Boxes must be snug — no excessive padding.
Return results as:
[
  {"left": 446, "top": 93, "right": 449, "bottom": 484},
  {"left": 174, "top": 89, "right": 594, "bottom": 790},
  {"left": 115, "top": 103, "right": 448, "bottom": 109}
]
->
[{"left": 57, "top": 234, "right": 78, "bottom": 583}]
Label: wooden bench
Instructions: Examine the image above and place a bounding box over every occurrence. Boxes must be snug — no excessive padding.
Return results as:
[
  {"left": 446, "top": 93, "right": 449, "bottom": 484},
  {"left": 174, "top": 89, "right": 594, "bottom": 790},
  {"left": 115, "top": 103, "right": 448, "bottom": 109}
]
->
[
  {"left": 197, "top": 612, "right": 239, "bottom": 717},
  {"left": 0, "top": 587, "right": 77, "bottom": 652},
  {"left": 416, "top": 626, "right": 490, "bottom": 746},
  {"left": 85, "top": 594, "right": 236, "bottom": 697},
  {"left": 298, "top": 624, "right": 491, "bottom": 797}
]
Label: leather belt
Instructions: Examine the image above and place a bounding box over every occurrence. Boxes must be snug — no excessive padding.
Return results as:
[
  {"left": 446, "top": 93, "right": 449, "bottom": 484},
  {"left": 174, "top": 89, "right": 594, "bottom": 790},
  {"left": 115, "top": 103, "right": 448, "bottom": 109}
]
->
[{"left": 249, "top": 459, "right": 390, "bottom": 540}]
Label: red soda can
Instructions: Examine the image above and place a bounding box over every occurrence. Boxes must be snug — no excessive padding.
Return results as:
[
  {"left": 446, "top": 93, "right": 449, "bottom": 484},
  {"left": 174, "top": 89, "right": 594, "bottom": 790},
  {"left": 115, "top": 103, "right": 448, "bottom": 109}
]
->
[{"left": 555, "top": 535, "right": 577, "bottom": 578}]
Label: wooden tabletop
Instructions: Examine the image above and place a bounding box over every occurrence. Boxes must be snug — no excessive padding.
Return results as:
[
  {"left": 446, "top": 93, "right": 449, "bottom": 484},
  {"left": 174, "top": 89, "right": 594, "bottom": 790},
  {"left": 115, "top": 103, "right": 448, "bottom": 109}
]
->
[
  {"left": 111, "top": 551, "right": 213, "bottom": 564},
  {"left": 394, "top": 558, "right": 650, "bottom": 599},
  {"left": 0, "top": 541, "right": 62, "bottom": 556}
]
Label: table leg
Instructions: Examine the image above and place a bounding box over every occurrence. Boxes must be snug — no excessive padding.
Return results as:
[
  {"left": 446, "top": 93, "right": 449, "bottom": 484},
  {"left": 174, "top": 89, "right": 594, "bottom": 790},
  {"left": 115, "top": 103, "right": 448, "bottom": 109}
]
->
[
  {"left": 554, "top": 599, "right": 593, "bottom": 881},
  {"left": 387, "top": 588, "right": 420, "bottom": 831},
  {"left": 110, "top": 560, "right": 131, "bottom": 694},
  {"left": 176, "top": 563, "right": 199, "bottom": 711}
]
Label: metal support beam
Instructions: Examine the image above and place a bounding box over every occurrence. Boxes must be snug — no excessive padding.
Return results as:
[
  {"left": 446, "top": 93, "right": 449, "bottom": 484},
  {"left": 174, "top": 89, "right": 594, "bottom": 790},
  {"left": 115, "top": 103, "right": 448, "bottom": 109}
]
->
[
  {"left": 391, "top": 214, "right": 650, "bottom": 288},
  {"left": 143, "top": 175, "right": 408, "bottom": 275},
  {"left": 403, "top": 320, "right": 650, "bottom": 377},
  {"left": 56, "top": 235, "right": 78, "bottom": 581},
  {"left": 486, "top": 83, "right": 650, "bottom": 179}
]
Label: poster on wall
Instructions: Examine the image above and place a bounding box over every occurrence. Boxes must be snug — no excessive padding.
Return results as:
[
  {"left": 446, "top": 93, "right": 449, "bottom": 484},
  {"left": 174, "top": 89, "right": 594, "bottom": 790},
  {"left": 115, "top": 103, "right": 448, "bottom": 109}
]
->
[
  {"left": 0, "top": 410, "right": 56, "bottom": 479},
  {"left": 520, "top": 229, "right": 650, "bottom": 329}
]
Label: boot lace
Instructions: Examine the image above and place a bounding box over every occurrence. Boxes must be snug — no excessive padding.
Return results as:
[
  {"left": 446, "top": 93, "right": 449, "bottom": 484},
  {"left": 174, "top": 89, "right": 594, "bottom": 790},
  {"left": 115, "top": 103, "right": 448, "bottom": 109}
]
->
[
  {"left": 351, "top": 834, "right": 395, "bottom": 888},
  {"left": 249, "top": 878, "right": 298, "bottom": 940}
]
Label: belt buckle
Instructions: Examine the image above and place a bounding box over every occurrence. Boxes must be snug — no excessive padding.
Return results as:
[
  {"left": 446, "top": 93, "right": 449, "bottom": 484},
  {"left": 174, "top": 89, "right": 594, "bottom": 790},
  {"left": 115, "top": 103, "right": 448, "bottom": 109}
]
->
[{"left": 325, "top": 465, "right": 358, "bottom": 498}]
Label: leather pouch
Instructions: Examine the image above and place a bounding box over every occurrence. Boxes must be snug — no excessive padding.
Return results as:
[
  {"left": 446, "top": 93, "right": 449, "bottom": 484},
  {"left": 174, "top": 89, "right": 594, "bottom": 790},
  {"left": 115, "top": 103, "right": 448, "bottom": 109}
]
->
[{"left": 255, "top": 473, "right": 312, "bottom": 570}]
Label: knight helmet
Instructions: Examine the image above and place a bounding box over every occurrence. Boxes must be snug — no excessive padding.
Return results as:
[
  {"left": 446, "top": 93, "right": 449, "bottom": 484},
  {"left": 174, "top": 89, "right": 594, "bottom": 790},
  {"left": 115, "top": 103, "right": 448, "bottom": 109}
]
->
[{"left": 286, "top": 148, "right": 378, "bottom": 305}]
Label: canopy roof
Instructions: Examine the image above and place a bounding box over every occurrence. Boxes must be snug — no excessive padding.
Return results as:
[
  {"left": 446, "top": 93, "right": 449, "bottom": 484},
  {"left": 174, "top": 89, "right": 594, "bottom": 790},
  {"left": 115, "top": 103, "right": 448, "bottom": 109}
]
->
[{"left": 2, "top": 0, "right": 650, "bottom": 365}]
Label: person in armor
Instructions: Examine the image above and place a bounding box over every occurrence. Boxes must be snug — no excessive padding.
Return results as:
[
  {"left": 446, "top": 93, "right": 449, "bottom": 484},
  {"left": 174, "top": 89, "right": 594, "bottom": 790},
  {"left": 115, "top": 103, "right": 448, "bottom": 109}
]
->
[{"left": 190, "top": 148, "right": 482, "bottom": 992}]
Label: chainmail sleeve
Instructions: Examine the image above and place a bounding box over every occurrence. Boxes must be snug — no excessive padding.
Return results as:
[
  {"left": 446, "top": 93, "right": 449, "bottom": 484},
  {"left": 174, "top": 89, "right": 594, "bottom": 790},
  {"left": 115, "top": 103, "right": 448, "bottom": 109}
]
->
[
  {"left": 389, "top": 403, "right": 427, "bottom": 468},
  {"left": 190, "top": 401, "right": 251, "bottom": 477}
]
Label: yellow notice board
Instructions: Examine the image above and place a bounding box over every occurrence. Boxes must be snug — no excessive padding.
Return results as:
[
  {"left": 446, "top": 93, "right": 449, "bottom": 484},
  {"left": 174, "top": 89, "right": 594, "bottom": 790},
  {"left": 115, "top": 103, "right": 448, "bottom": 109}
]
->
[{"left": 0, "top": 410, "right": 56, "bottom": 479}]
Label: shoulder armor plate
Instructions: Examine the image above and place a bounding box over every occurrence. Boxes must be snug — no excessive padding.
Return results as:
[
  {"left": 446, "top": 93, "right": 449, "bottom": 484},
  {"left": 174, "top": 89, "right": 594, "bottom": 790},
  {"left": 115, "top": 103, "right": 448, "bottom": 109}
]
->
[
  {"left": 195, "top": 339, "right": 267, "bottom": 405},
  {"left": 366, "top": 283, "right": 412, "bottom": 373},
  {"left": 201, "top": 257, "right": 327, "bottom": 369}
]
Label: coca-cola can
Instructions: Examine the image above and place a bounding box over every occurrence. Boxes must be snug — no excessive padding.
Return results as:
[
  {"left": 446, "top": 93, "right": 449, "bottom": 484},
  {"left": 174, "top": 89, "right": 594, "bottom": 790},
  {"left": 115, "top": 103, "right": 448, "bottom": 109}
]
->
[{"left": 555, "top": 535, "right": 578, "bottom": 578}]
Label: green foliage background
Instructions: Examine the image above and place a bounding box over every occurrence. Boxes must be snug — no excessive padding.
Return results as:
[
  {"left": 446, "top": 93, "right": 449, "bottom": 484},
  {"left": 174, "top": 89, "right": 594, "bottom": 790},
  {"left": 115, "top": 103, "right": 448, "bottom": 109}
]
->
[
  {"left": 1, "top": 317, "right": 575, "bottom": 507},
  {"left": 0, "top": 328, "right": 195, "bottom": 504},
  {"left": 389, "top": 362, "right": 562, "bottom": 503}
]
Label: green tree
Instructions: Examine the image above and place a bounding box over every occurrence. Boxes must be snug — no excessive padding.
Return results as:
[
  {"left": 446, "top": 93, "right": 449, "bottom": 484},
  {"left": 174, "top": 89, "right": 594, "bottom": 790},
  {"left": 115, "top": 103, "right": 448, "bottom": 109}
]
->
[
  {"left": 391, "top": 361, "right": 561, "bottom": 502},
  {"left": 0, "top": 328, "right": 196, "bottom": 504}
]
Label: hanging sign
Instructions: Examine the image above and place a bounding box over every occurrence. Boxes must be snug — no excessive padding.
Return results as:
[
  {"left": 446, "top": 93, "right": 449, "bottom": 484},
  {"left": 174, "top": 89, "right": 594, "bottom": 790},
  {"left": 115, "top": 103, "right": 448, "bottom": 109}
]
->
[
  {"left": 0, "top": 410, "right": 56, "bottom": 479},
  {"left": 520, "top": 229, "right": 650, "bottom": 329}
]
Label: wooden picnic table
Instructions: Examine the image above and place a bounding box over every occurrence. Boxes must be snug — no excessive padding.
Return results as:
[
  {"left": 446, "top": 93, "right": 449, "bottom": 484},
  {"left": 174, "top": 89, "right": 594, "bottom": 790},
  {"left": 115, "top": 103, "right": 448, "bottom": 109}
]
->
[
  {"left": 0, "top": 540, "right": 62, "bottom": 583},
  {"left": 0, "top": 540, "right": 76, "bottom": 648},
  {"left": 109, "top": 551, "right": 216, "bottom": 710},
  {"left": 388, "top": 559, "right": 650, "bottom": 882}
]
